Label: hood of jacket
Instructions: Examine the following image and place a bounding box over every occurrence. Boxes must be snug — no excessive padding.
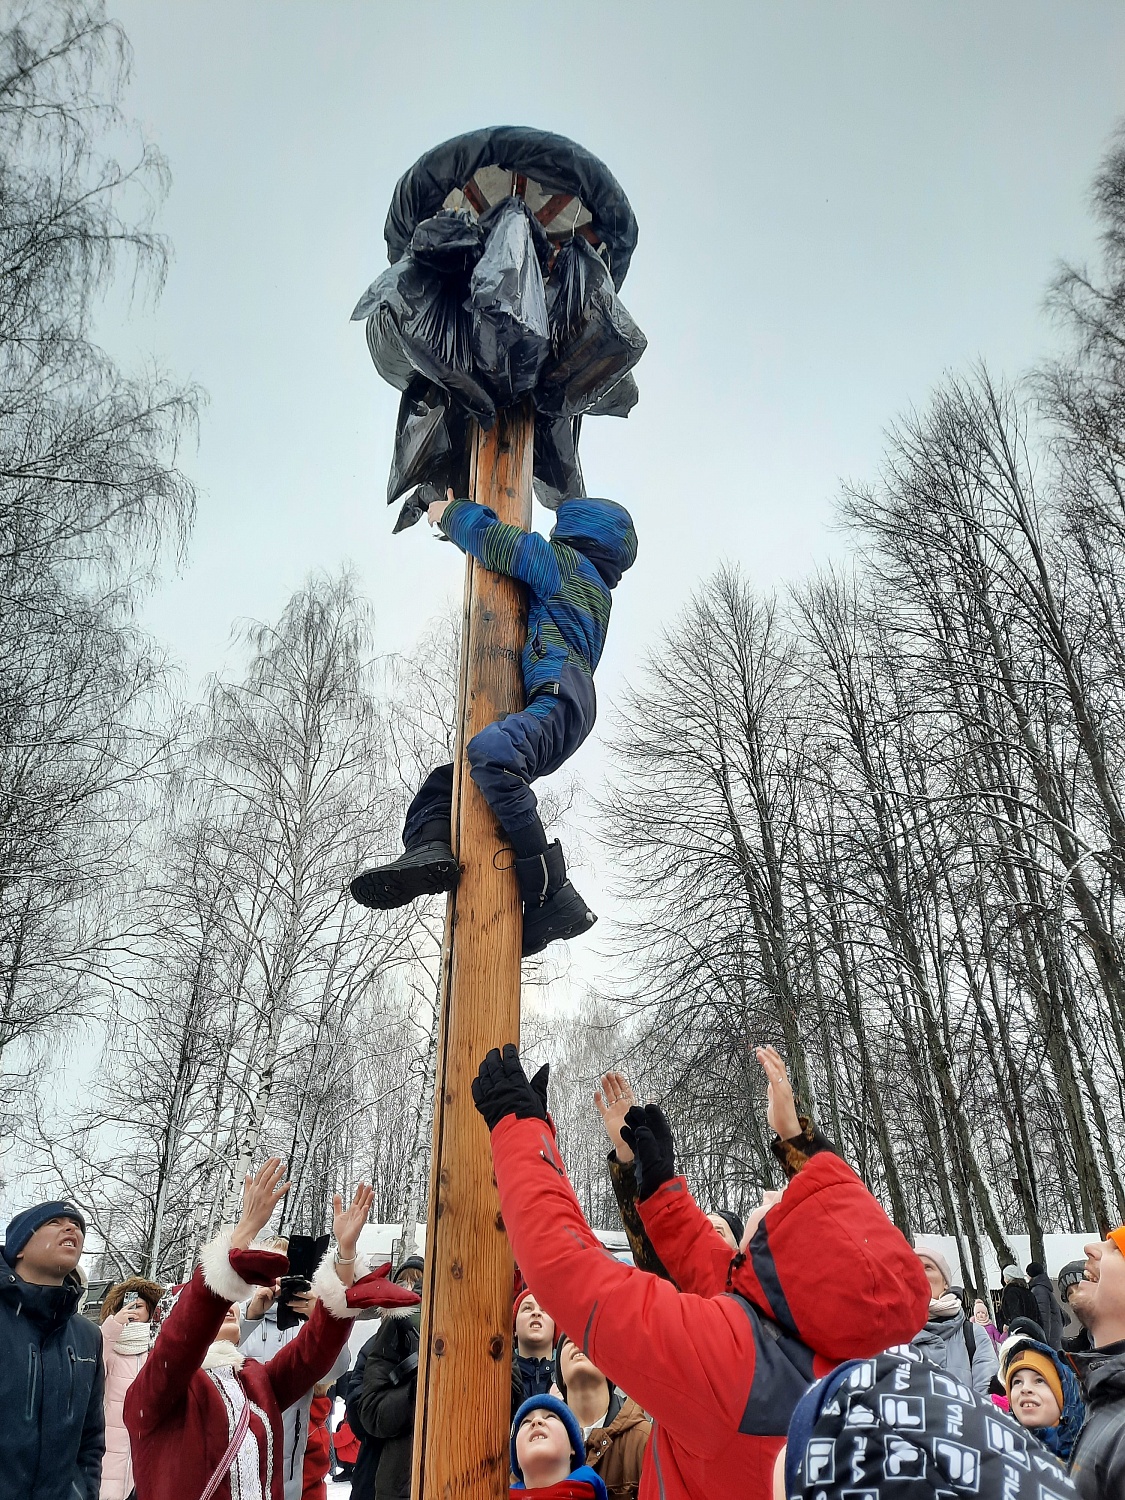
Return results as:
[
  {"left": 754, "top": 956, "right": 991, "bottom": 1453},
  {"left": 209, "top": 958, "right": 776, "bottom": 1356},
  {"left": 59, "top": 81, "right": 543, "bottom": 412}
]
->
[
  {"left": 549, "top": 499, "right": 637, "bottom": 590},
  {"left": 726, "top": 1153, "right": 930, "bottom": 1362}
]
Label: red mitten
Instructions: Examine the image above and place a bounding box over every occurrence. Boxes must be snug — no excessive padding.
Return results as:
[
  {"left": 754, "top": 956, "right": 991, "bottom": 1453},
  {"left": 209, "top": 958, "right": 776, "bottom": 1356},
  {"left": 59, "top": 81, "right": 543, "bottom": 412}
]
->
[
  {"left": 228, "top": 1247, "right": 289, "bottom": 1286},
  {"left": 345, "top": 1264, "right": 422, "bottom": 1312}
]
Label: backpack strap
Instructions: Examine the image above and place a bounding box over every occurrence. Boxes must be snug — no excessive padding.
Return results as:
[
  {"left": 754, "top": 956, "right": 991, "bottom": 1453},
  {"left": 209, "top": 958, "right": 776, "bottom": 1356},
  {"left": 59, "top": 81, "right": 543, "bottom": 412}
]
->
[{"left": 963, "top": 1319, "right": 977, "bottom": 1369}]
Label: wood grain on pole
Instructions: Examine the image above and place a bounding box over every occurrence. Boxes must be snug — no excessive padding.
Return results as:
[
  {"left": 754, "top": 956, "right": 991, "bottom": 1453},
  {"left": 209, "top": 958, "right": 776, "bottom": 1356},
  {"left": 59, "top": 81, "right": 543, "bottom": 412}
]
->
[{"left": 411, "top": 402, "right": 533, "bottom": 1500}]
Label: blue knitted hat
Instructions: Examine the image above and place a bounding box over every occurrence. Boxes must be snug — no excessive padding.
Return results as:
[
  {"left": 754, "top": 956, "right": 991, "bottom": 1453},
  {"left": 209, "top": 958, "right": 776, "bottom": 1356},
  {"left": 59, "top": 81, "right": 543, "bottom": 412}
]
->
[
  {"left": 4, "top": 1201, "right": 86, "bottom": 1264},
  {"left": 510, "top": 1393, "right": 585, "bottom": 1483}
]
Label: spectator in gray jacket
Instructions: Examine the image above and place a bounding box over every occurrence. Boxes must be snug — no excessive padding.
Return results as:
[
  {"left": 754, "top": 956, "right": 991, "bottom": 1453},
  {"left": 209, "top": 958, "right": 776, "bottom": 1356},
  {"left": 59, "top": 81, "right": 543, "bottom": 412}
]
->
[
  {"left": 912, "top": 1245, "right": 998, "bottom": 1396},
  {"left": 240, "top": 1270, "right": 352, "bottom": 1500}
]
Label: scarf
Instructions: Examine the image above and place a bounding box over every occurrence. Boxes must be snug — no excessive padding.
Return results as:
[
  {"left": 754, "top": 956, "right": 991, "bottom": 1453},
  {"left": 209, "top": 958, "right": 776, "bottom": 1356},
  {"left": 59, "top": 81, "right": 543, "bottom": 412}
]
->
[
  {"left": 202, "top": 1339, "right": 246, "bottom": 1372},
  {"left": 115, "top": 1320, "right": 152, "bottom": 1356},
  {"left": 929, "top": 1291, "right": 963, "bottom": 1320}
]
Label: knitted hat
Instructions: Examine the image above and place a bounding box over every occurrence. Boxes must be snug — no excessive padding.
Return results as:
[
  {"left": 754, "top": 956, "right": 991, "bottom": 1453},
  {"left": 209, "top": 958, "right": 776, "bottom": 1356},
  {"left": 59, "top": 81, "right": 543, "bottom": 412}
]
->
[
  {"left": 1108, "top": 1227, "right": 1125, "bottom": 1259},
  {"left": 4, "top": 1201, "right": 86, "bottom": 1263},
  {"left": 1002, "top": 1264, "right": 1023, "bottom": 1283},
  {"left": 1004, "top": 1346, "right": 1064, "bottom": 1410},
  {"left": 394, "top": 1255, "right": 425, "bottom": 1282},
  {"left": 1057, "top": 1260, "right": 1086, "bottom": 1301},
  {"left": 510, "top": 1393, "right": 584, "bottom": 1483},
  {"left": 915, "top": 1244, "right": 953, "bottom": 1290},
  {"left": 712, "top": 1208, "right": 745, "bottom": 1246}
]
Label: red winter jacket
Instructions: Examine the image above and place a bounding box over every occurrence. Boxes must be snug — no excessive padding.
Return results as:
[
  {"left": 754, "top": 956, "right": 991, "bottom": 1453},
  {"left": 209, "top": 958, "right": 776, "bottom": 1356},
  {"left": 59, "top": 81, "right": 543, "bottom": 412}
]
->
[
  {"left": 489, "top": 1116, "right": 929, "bottom": 1500},
  {"left": 124, "top": 1230, "right": 358, "bottom": 1500}
]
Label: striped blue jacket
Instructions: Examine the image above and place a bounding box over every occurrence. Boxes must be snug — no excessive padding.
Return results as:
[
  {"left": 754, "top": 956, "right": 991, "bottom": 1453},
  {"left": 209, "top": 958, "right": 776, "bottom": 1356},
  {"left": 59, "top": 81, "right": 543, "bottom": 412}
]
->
[{"left": 439, "top": 497, "right": 637, "bottom": 697}]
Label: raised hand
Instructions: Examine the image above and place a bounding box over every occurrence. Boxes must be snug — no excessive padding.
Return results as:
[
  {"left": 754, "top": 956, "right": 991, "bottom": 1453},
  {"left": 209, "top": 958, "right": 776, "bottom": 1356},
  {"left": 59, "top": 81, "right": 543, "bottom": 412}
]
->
[
  {"left": 471, "top": 1045, "right": 549, "bottom": 1131},
  {"left": 333, "top": 1182, "right": 374, "bottom": 1258},
  {"left": 330, "top": 1181, "right": 374, "bottom": 1289},
  {"left": 232, "top": 1158, "right": 290, "bottom": 1248},
  {"left": 756, "top": 1046, "right": 801, "bottom": 1140},
  {"left": 529, "top": 1063, "right": 550, "bottom": 1117},
  {"left": 620, "top": 1102, "right": 676, "bottom": 1201},
  {"left": 594, "top": 1071, "right": 638, "bottom": 1163}
]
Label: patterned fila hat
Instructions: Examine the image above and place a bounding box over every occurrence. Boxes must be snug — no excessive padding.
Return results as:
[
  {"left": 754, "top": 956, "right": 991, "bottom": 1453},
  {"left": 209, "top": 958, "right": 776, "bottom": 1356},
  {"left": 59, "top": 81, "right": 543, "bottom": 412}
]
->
[{"left": 784, "top": 1346, "right": 1077, "bottom": 1498}]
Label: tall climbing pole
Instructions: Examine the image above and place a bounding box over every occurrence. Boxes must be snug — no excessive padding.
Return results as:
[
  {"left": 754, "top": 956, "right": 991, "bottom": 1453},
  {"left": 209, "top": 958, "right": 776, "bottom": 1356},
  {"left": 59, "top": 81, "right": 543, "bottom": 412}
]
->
[
  {"left": 352, "top": 127, "right": 642, "bottom": 1500},
  {"left": 411, "top": 404, "right": 532, "bottom": 1500}
]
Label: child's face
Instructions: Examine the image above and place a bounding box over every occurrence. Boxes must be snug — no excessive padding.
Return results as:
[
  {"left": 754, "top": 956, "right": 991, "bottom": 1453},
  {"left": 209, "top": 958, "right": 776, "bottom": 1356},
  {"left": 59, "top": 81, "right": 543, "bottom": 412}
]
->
[
  {"left": 515, "top": 1410, "right": 572, "bottom": 1487},
  {"left": 1010, "top": 1369, "right": 1061, "bottom": 1429}
]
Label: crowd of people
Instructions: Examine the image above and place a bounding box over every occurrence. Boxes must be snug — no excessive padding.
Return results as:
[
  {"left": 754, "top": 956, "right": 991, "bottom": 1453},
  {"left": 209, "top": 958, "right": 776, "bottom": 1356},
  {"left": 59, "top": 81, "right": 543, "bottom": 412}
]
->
[{"left": 3, "top": 1046, "right": 1124, "bottom": 1499}]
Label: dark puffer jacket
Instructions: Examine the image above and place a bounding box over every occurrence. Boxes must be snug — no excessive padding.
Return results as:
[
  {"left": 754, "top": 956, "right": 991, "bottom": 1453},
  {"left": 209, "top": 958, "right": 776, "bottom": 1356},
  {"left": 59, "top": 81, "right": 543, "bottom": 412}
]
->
[
  {"left": 1070, "top": 1339, "right": 1125, "bottom": 1500},
  {"left": 0, "top": 1251, "right": 104, "bottom": 1499},
  {"left": 356, "top": 1308, "right": 421, "bottom": 1500},
  {"left": 1028, "top": 1270, "right": 1065, "bottom": 1349}
]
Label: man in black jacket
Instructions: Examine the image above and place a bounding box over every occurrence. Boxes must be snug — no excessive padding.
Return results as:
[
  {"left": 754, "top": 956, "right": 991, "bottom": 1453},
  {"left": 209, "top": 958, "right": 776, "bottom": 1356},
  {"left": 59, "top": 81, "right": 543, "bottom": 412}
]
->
[
  {"left": 1069, "top": 1228, "right": 1125, "bottom": 1499},
  {"left": 1026, "top": 1260, "right": 1065, "bottom": 1349},
  {"left": 0, "top": 1200, "right": 104, "bottom": 1500},
  {"left": 354, "top": 1257, "right": 424, "bottom": 1500}
]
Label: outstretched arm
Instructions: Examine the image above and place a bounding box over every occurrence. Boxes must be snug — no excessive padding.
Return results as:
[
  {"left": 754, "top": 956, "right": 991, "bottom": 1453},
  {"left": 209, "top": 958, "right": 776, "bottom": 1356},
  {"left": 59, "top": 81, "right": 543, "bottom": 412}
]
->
[
  {"left": 474, "top": 1047, "right": 749, "bottom": 1452},
  {"left": 126, "top": 1159, "right": 291, "bottom": 1434},
  {"left": 434, "top": 493, "right": 561, "bottom": 595},
  {"left": 594, "top": 1072, "right": 670, "bottom": 1280}
]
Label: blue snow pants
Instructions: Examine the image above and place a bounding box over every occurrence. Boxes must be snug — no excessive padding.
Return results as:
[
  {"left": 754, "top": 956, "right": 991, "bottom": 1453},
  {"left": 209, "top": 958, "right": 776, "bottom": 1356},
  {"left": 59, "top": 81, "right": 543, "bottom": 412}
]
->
[{"left": 402, "top": 663, "right": 596, "bottom": 844}]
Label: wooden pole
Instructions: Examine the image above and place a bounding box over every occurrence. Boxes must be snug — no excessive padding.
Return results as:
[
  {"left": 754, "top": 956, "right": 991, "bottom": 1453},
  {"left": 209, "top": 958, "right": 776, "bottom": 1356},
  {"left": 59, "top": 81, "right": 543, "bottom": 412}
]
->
[{"left": 411, "top": 402, "right": 533, "bottom": 1500}]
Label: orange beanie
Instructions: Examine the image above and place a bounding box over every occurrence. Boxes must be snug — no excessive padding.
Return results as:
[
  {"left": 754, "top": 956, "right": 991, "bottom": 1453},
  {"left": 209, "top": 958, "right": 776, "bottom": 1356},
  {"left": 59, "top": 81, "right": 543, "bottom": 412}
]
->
[{"left": 1004, "top": 1348, "right": 1064, "bottom": 1411}]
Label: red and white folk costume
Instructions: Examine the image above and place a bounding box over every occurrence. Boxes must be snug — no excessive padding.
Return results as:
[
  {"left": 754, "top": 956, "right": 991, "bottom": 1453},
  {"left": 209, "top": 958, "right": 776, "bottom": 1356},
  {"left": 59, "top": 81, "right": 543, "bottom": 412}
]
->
[{"left": 124, "top": 1231, "right": 411, "bottom": 1500}]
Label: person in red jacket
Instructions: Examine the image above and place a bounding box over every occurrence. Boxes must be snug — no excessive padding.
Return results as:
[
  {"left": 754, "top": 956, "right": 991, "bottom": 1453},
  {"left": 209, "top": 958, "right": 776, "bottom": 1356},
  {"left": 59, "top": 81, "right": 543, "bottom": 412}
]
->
[
  {"left": 472, "top": 1046, "right": 930, "bottom": 1500},
  {"left": 301, "top": 1386, "right": 333, "bottom": 1500},
  {"left": 124, "top": 1159, "right": 420, "bottom": 1500}
]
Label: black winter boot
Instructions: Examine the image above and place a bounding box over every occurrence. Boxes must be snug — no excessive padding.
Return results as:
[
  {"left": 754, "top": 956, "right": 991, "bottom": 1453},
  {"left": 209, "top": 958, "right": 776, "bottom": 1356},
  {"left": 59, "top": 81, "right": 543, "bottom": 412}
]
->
[
  {"left": 350, "top": 822, "right": 459, "bottom": 910},
  {"left": 514, "top": 841, "right": 597, "bottom": 957}
]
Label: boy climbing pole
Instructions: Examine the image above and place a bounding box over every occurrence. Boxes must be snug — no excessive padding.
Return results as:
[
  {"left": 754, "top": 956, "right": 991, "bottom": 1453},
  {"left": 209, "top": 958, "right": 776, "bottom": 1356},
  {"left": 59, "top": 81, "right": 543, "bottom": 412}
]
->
[{"left": 350, "top": 487, "right": 637, "bottom": 956}]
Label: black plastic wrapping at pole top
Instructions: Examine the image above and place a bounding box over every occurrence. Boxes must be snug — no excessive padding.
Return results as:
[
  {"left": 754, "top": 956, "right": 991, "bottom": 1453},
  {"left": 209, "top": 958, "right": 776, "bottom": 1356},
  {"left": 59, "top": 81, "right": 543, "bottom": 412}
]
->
[
  {"left": 384, "top": 125, "right": 639, "bottom": 290},
  {"left": 357, "top": 126, "right": 644, "bottom": 527}
]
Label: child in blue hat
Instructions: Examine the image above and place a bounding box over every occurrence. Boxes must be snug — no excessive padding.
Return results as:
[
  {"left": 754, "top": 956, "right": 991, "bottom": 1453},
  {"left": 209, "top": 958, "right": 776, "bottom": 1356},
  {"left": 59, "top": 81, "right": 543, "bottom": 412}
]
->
[{"left": 510, "top": 1392, "right": 608, "bottom": 1499}]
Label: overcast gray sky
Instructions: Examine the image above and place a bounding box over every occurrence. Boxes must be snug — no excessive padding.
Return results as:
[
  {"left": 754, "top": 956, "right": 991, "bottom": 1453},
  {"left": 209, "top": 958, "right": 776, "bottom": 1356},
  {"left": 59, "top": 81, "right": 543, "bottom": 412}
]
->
[{"left": 103, "top": 0, "right": 1125, "bottom": 980}]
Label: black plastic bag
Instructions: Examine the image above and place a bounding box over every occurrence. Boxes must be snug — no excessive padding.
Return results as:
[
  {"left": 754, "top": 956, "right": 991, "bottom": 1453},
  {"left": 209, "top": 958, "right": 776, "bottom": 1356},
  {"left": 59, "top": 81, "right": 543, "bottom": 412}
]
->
[
  {"left": 353, "top": 256, "right": 495, "bottom": 426},
  {"left": 537, "top": 236, "right": 647, "bottom": 417},
  {"left": 384, "top": 126, "right": 639, "bottom": 290},
  {"left": 387, "top": 379, "right": 468, "bottom": 505},
  {"left": 410, "top": 210, "right": 484, "bottom": 275},
  {"left": 587, "top": 370, "right": 639, "bottom": 418},
  {"left": 393, "top": 481, "right": 445, "bottom": 534},
  {"left": 533, "top": 414, "right": 585, "bottom": 509},
  {"left": 470, "top": 198, "right": 550, "bottom": 407}
]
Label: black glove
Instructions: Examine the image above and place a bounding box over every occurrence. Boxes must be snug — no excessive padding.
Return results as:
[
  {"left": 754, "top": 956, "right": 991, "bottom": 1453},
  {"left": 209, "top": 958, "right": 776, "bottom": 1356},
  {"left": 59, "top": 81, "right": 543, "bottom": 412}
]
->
[
  {"left": 472, "top": 1045, "right": 549, "bottom": 1131},
  {"left": 620, "top": 1103, "right": 676, "bottom": 1202},
  {"left": 529, "top": 1063, "right": 550, "bottom": 1117}
]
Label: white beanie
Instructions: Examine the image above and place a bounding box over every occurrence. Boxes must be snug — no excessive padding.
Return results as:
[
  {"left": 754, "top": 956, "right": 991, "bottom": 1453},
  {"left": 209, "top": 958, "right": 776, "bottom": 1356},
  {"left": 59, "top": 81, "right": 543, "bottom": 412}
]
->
[
  {"left": 1002, "top": 1264, "right": 1022, "bottom": 1284},
  {"left": 916, "top": 1244, "right": 953, "bottom": 1290}
]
